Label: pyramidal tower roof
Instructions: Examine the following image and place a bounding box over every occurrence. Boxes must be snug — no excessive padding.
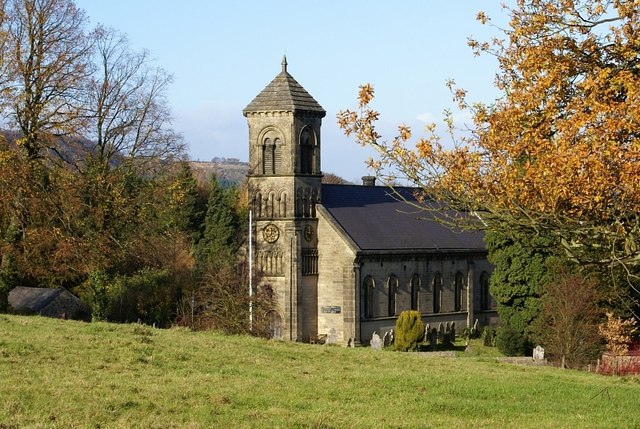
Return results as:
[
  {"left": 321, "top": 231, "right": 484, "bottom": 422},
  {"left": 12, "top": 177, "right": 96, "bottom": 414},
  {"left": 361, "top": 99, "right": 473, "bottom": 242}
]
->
[{"left": 243, "top": 57, "right": 326, "bottom": 117}]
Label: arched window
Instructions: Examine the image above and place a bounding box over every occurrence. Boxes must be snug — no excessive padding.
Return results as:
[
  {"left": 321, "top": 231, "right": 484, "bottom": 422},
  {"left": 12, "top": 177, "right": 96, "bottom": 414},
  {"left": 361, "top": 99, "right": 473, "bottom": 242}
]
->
[
  {"left": 410, "top": 274, "right": 420, "bottom": 311},
  {"left": 480, "top": 271, "right": 490, "bottom": 311},
  {"left": 363, "top": 276, "right": 375, "bottom": 319},
  {"left": 261, "top": 132, "right": 281, "bottom": 175},
  {"left": 454, "top": 272, "right": 464, "bottom": 312},
  {"left": 278, "top": 191, "right": 287, "bottom": 218},
  {"left": 254, "top": 192, "right": 262, "bottom": 218},
  {"left": 300, "top": 127, "right": 316, "bottom": 174},
  {"left": 433, "top": 272, "right": 442, "bottom": 313},
  {"left": 388, "top": 275, "right": 398, "bottom": 317},
  {"left": 273, "top": 138, "right": 281, "bottom": 174},
  {"left": 262, "top": 137, "right": 272, "bottom": 174}
]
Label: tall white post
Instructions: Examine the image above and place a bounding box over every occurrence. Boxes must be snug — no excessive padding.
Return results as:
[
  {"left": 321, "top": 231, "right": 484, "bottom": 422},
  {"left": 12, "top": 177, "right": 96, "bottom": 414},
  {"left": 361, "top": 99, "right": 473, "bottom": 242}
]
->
[{"left": 249, "top": 210, "right": 253, "bottom": 332}]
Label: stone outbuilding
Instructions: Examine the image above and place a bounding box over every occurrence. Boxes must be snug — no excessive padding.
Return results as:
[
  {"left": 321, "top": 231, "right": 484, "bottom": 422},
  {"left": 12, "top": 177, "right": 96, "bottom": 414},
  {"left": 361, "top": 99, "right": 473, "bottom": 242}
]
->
[{"left": 8, "top": 286, "right": 91, "bottom": 321}]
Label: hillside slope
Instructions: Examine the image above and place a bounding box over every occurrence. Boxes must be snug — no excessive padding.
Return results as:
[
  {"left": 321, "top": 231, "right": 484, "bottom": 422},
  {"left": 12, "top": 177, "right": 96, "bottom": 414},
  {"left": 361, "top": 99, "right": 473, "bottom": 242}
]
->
[
  {"left": 0, "top": 315, "right": 638, "bottom": 428},
  {"left": 190, "top": 160, "right": 248, "bottom": 186}
]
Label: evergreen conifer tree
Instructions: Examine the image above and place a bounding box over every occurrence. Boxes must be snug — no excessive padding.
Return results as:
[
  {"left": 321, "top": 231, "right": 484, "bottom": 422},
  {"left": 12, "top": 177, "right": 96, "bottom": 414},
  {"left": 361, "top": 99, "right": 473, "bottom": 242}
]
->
[
  {"left": 196, "top": 175, "right": 239, "bottom": 268},
  {"left": 486, "top": 229, "right": 557, "bottom": 348}
]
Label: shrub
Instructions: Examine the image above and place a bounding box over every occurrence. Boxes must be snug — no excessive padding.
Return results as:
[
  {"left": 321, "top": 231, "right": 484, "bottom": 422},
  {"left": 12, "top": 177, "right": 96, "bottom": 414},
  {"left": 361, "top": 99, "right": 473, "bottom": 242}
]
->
[
  {"left": 497, "top": 324, "right": 529, "bottom": 356},
  {"left": 78, "top": 268, "right": 178, "bottom": 326},
  {"left": 480, "top": 326, "right": 497, "bottom": 347},
  {"left": 486, "top": 230, "right": 556, "bottom": 348},
  {"left": 533, "top": 268, "right": 602, "bottom": 368},
  {"left": 394, "top": 310, "right": 425, "bottom": 351},
  {"left": 187, "top": 258, "right": 277, "bottom": 338},
  {"left": 0, "top": 254, "right": 20, "bottom": 313},
  {"left": 599, "top": 312, "right": 638, "bottom": 356}
]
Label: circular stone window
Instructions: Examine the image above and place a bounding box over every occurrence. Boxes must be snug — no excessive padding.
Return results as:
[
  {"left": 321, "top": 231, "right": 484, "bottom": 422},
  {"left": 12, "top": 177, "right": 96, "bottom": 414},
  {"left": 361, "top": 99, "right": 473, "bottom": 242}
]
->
[{"left": 262, "top": 224, "right": 280, "bottom": 243}]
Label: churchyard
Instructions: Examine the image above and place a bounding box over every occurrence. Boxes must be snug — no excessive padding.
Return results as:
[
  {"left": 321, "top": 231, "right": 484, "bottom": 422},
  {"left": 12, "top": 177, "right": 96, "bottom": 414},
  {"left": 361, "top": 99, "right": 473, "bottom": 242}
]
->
[{"left": 1, "top": 315, "right": 639, "bottom": 428}]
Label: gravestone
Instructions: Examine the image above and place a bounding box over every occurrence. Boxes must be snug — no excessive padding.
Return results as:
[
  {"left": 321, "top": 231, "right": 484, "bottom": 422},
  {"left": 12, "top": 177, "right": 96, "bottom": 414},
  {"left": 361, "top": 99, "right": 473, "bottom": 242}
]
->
[
  {"left": 438, "top": 323, "right": 445, "bottom": 344},
  {"left": 533, "top": 345, "right": 545, "bottom": 361},
  {"left": 370, "top": 332, "right": 383, "bottom": 351},
  {"left": 325, "top": 328, "right": 337, "bottom": 345},
  {"left": 389, "top": 329, "right": 395, "bottom": 345},
  {"left": 382, "top": 331, "right": 391, "bottom": 347},
  {"left": 429, "top": 328, "right": 438, "bottom": 351},
  {"left": 443, "top": 322, "right": 452, "bottom": 346}
]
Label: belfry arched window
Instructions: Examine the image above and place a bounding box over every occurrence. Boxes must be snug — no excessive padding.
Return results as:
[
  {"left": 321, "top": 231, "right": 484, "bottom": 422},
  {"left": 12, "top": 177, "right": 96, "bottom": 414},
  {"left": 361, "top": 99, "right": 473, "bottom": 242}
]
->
[
  {"left": 261, "top": 131, "right": 281, "bottom": 175},
  {"left": 299, "top": 127, "right": 316, "bottom": 174},
  {"left": 262, "top": 138, "right": 272, "bottom": 174},
  {"left": 273, "top": 138, "right": 282, "bottom": 173}
]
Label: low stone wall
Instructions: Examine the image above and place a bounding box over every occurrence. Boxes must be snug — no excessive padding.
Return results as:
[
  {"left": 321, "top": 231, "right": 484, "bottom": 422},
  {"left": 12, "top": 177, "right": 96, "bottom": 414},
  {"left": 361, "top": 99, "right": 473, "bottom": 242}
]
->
[
  {"left": 600, "top": 353, "right": 640, "bottom": 375},
  {"left": 496, "top": 357, "right": 547, "bottom": 366}
]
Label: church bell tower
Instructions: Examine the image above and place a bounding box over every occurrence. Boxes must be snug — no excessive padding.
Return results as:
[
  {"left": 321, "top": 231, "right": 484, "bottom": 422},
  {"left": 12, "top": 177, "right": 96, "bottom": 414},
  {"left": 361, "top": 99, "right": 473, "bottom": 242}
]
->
[{"left": 243, "top": 57, "right": 325, "bottom": 341}]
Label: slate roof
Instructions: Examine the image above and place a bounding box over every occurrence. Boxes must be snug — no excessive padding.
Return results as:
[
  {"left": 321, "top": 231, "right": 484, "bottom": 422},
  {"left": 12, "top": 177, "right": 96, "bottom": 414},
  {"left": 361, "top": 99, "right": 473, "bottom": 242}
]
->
[
  {"left": 8, "top": 286, "right": 64, "bottom": 312},
  {"left": 320, "top": 184, "right": 486, "bottom": 252},
  {"left": 243, "top": 57, "right": 326, "bottom": 116},
  {"left": 8, "top": 286, "right": 91, "bottom": 321}
]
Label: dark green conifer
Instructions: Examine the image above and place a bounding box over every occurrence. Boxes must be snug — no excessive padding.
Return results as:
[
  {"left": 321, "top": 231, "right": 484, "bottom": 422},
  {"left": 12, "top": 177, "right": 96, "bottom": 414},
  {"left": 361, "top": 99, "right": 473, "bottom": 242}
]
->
[{"left": 196, "top": 175, "right": 240, "bottom": 268}]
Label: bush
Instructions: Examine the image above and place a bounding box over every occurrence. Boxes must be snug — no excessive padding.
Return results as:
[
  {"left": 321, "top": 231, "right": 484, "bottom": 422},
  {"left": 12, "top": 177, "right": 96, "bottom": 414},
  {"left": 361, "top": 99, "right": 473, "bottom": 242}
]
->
[
  {"left": 497, "top": 324, "right": 529, "bottom": 356},
  {"left": 0, "top": 254, "right": 20, "bottom": 313},
  {"left": 187, "top": 258, "right": 277, "bottom": 338},
  {"left": 394, "top": 310, "right": 425, "bottom": 351},
  {"left": 480, "top": 327, "right": 497, "bottom": 347},
  {"left": 78, "top": 268, "right": 178, "bottom": 326},
  {"left": 533, "top": 268, "right": 602, "bottom": 368}
]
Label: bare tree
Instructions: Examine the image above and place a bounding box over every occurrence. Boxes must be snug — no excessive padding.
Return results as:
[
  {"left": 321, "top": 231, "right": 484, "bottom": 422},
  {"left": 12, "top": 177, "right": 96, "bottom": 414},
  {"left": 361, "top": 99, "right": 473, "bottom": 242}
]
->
[
  {"left": 322, "top": 172, "right": 350, "bottom": 185},
  {"left": 534, "top": 267, "right": 603, "bottom": 369},
  {"left": 6, "top": 0, "right": 92, "bottom": 160},
  {"left": 85, "top": 26, "right": 184, "bottom": 173}
]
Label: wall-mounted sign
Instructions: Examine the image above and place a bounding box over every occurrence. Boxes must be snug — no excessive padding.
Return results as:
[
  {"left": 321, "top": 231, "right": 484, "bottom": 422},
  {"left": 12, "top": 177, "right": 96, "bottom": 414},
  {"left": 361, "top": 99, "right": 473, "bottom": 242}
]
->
[{"left": 321, "top": 306, "right": 341, "bottom": 314}]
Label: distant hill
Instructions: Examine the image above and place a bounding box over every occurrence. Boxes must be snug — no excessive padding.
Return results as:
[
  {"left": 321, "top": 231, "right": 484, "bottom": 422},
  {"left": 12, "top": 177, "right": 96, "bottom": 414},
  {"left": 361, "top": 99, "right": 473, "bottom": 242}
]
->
[
  {"left": 189, "top": 159, "right": 249, "bottom": 187},
  {"left": 188, "top": 160, "right": 354, "bottom": 187}
]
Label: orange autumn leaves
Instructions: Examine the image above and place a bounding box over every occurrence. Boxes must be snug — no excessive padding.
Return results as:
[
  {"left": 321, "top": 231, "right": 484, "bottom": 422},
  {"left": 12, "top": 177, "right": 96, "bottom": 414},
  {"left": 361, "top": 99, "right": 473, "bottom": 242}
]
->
[{"left": 338, "top": 0, "right": 640, "bottom": 266}]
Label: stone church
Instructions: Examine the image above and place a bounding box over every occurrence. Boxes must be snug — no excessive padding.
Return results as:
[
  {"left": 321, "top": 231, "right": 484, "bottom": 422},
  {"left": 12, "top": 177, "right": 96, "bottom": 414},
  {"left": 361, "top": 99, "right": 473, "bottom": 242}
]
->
[{"left": 243, "top": 58, "right": 496, "bottom": 345}]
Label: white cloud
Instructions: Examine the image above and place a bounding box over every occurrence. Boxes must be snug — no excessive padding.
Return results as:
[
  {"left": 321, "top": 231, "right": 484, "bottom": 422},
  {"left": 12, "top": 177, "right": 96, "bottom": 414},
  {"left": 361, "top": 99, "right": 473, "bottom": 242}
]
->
[{"left": 416, "top": 112, "right": 437, "bottom": 123}]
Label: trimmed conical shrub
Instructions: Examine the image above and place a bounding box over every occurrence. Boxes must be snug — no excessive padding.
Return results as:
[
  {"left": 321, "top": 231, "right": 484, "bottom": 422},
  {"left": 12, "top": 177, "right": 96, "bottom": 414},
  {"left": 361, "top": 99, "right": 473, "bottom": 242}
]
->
[{"left": 394, "top": 310, "right": 425, "bottom": 351}]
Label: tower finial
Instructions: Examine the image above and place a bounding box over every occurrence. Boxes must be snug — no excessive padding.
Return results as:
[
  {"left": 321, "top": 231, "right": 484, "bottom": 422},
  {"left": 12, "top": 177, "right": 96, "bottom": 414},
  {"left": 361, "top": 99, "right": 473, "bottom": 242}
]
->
[{"left": 281, "top": 55, "right": 288, "bottom": 73}]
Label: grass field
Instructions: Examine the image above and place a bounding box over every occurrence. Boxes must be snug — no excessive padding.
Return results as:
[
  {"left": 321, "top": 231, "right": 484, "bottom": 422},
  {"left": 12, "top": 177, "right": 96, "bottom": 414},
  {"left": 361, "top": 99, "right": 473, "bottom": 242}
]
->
[{"left": 1, "top": 314, "right": 639, "bottom": 428}]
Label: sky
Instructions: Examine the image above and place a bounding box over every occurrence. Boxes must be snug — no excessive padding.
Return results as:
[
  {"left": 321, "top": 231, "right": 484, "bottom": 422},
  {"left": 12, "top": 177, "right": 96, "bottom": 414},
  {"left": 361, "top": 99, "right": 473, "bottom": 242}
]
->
[{"left": 74, "top": 1, "right": 510, "bottom": 184}]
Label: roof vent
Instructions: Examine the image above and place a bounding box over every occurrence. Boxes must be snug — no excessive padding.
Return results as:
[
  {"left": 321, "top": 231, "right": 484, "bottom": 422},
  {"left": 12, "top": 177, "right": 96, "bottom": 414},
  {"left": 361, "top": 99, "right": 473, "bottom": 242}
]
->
[{"left": 362, "top": 176, "right": 376, "bottom": 186}]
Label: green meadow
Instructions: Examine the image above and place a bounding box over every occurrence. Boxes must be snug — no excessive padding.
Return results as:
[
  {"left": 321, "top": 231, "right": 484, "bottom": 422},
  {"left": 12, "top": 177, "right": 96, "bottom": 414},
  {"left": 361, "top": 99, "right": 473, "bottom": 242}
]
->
[{"left": 0, "top": 315, "right": 638, "bottom": 428}]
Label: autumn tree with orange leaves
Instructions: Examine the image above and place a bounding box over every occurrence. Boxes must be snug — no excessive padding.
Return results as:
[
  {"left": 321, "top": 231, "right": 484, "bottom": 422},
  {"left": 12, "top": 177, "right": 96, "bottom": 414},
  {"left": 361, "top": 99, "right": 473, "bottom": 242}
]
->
[{"left": 339, "top": 0, "right": 640, "bottom": 272}]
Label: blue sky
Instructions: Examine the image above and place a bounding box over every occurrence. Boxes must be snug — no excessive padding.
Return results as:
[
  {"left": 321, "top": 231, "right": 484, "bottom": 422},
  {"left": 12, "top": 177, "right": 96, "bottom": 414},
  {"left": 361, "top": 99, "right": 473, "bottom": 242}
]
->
[{"left": 75, "top": 1, "right": 510, "bottom": 183}]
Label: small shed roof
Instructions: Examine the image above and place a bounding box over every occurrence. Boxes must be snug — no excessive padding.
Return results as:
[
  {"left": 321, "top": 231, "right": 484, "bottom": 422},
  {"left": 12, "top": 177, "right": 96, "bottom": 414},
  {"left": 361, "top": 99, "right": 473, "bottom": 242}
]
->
[
  {"left": 8, "top": 286, "right": 91, "bottom": 321},
  {"left": 8, "top": 287, "right": 64, "bottom": 313}
]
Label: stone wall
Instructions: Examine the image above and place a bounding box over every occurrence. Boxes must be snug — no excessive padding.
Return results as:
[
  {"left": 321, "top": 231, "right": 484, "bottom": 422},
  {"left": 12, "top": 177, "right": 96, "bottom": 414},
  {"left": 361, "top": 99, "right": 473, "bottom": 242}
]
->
[
  {"left": 358, "top": 253, "right": 495, "bottom": 344},
  {"left": 316, "top": 208, "right": 357, "bottom": 345}
]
